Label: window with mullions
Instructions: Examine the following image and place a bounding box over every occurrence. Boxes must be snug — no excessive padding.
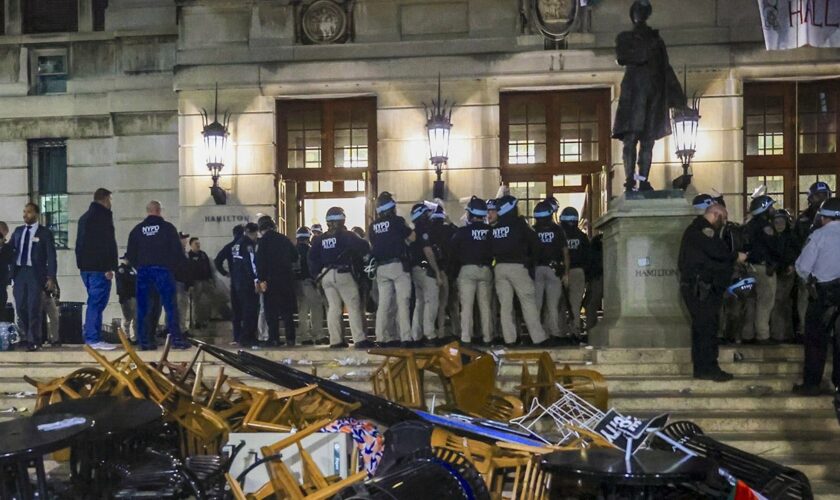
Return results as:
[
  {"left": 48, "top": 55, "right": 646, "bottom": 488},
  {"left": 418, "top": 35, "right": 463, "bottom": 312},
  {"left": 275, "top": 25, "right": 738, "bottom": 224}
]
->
[
  {"left": 743, "top": 81, "right": 840, "bottom": 213},
  {"left": 28, "top": 140, "right": 69, "bottom": 248},
  {"left": 286, "top": 108, "right": 322, "bottom": 169},
  {"left": 508, "top": 101, "right": 546, "bottom": 165},
  {"left": 798, "top": 174, "right": 837, "bottom": 210},
  {"left": 509, "top": 181, "right": 547, "bottom": 223},
  {"left": 745, "top": 175, "right": 785, "bottom": 212},
  {"left": 745, "top": 94, "right": 785, "bottom": 156}
]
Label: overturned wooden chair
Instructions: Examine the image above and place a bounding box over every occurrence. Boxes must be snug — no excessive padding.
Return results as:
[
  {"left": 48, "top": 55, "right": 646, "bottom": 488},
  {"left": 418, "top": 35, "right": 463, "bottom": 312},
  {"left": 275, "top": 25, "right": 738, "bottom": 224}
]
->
[
  {"left": 238, "top": 384, "right": 360, "bottom": 433},
  {"left": 249, "top": 417, "right": 368, "bottom": 500},
  {"left": 431, "top": 428, "right": 551, "bottom": 500},
  {"left": 510, "top": 351, "right": 609, "bottom": 411},
  {"left": 24, "top": 367, "right": 104, "bottom": 411},
  {"left": 369, "top": 342, "right": 525, "bottom": 421}
]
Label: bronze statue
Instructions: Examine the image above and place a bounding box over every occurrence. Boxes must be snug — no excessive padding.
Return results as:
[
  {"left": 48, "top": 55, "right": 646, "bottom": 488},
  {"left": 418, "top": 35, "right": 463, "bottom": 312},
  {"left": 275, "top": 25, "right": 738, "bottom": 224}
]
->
[{"left": 612, "top": 0, "right": 686, "bottom": 193}]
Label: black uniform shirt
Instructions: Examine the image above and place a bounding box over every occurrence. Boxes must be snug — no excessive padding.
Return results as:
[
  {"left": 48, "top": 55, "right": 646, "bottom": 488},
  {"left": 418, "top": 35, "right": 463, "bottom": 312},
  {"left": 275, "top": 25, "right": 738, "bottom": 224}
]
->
[
  {"left": 409, "top": 220, "right": 433, "bottom": 267},
  {"left": 115, "top": 262, "right": 136, "bottom": 303},
  {"left": 450, "top": 221, "right": 493, "bottom": 268},
  {"left": 563, "top": 225, "right": 591, "bottom": 270},
  {"left": 296, "top": 242, "right": 313, "bottom": 280},
  {"left": 255, "top": 230, "right": 297, "bottom": 286},
  {"left": 678, "top": 216, "right": 736, "bottom": 291},
  {"left": 230, "top": 235, "right": 257, "bottom": 290},
  {"left": 126, "top": 215, "right": 185, "bottom": 272},
  {"left": 368, "top": 215, "right": 412, "bottom": 262},
  {"left": 309, "top": 229, "right": 370, "bottom": 275},
  {"left": 188, "top": 250, "right": 212, "bottom": 281},
  {"left": 428, "top": 220, "right": 455, "bottom": 267},
  {"left": 214, "top": 238, "right": 237, "bottom": 277},
  {"left": 532, "top": 222, "right": 568, "bottom": 267},
  {"left": 794, "top": 205, "right": 818, "bottom": 247},
  {"left": 491, "top": 215, "right": 539, "bottom": 265},
  {"left": 745, "top": 216, "right": 782, "bottom": 266}
]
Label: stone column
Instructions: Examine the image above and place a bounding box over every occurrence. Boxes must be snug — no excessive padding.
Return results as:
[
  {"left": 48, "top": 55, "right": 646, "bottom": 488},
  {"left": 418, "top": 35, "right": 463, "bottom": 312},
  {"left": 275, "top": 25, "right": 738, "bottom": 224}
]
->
[
  {"left": 589, "top": 191, "right": 695, "bottom": 348},
  {"left": 5, "top": 0, "right": 21, "bottom": 35}
]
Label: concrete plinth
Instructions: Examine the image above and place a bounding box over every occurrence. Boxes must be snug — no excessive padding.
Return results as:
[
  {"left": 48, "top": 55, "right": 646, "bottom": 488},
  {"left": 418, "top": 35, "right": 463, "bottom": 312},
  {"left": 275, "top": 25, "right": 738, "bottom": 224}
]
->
[{"left": 589, "top": 191, "right": 695, "bottom": 348}]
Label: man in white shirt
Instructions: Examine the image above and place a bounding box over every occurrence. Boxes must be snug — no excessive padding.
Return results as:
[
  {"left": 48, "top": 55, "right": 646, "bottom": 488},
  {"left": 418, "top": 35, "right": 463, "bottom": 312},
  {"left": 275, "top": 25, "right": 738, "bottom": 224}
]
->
[{"left": 793, "top": 197, "right": 840, "bottom": 396}]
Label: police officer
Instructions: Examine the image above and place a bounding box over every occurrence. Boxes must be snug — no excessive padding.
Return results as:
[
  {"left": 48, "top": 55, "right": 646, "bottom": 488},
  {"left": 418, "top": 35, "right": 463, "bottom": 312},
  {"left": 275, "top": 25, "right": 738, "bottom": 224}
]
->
[
  {"left": 309, "top": 207, "right": 372, "bottom": 349},
  {"left": 793, "top": 197, "right": 840, "bottom": 396},
  {"left": 559, "top": 207, "right": 591, "bottom": 336},
  {"left": 486, "top": 199, "right": 499, "bottom": 226},
  {"left": 742, "top": 195, "right": 784, "bottom": 344},
  {"left": 770, "top": 209, "right": 798, "bottom": 342},
  {"left": 429, "top": 204, "right": 458, "bottom": 339},
  {"left": 230, "top": 223, "right": 260, "bottom": 347},
  {"left": 692, "top": 193, "right": 717, "bottom": 212},
  {"left": 255, "top": 215, "right": 298, "bottom": 347},
  {"left": 214, "top": 224, "right": 245, "bottom": 344},
  {"left": 126, "top": 200, "right": 190, "bottom": 350},
  {"left": 795, "top": 181, "right": 832, "bottom": 339},
  {"left": 295, "top": 226, "right": 327, "bottom": 346},
  {"left": 533, "top": 201, "right": 571, "bottom": 339},
  {"left": 409, "top": 203, "right": 444, "bottom": 345},
  {"left": 450, "top": 197, "right": 494, "bottom": 345},
  {"left": 679, "top": 204, "right": 747, "bottom": 381},
  {"left": 368, "top": 192, "right": 414, "bottom": 346},
  {"left": 491, "top": 195, "right": 550, "bottom": 347}
]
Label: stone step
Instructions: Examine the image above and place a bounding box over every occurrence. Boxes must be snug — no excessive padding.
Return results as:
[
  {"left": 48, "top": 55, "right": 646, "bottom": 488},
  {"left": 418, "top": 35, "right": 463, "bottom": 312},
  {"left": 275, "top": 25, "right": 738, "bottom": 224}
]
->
[
  {"left": 0, "top": 343, "right": 813, "bottom": 364},
  {"left": 612, "top": 393, "right": 837, "bottom": 412},
  {"left": 776, "top": 455, "right": 838, "bottom": 481},
  {"left": 707, "top": 432, "right": 840, "bottom": 457},
  {"left": 635, "top": 410, "right": 840, "bottom": 434},
  {"left": 811, "top": 480, "right": 840, "bottom": 500}
]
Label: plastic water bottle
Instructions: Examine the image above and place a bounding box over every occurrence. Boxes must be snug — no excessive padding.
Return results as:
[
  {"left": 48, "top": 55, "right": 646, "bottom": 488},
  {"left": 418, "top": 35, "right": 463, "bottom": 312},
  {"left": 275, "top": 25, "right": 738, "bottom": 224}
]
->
[{"left": 0, "top": 322, "right": 20, "bottom": 351}]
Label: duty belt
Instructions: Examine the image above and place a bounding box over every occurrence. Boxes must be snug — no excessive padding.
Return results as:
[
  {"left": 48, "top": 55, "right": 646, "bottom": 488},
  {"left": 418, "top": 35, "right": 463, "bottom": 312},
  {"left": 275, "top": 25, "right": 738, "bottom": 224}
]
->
[
  {"left": 378, "top": 258, "right": 402, "bottom": 265},
  {"left": 329, "top": 265, "right": 353, "bottom": 274}
]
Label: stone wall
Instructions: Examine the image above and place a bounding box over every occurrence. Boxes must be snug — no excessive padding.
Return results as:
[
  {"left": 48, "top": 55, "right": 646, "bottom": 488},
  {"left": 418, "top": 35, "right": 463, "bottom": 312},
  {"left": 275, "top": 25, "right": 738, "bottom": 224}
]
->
[{"left": 0, "top": 0, "right": 177, "bottom": 320}]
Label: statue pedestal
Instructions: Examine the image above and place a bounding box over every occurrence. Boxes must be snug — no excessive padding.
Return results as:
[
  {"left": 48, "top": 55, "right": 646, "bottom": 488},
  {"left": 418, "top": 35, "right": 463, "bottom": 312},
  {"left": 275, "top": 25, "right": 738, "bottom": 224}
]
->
[{"left": 589, "top": 191, "right": 695, "bottom": 348}]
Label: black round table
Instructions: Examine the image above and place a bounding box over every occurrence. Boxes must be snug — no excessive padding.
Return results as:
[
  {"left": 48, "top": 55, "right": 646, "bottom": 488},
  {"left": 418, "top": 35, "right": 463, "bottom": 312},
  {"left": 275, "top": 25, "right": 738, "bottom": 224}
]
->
[
  {"left": 0, "top": 413, "right": 92, "bottom": 499},
  {"left": 35, "top": 396, "right": 163, "bottom": 437},
  {"left": 542, "top": 448, "right": 716, "bottom": 498},
  {"left": 35, "top": 396, "right": 164, "bottom": 493}
]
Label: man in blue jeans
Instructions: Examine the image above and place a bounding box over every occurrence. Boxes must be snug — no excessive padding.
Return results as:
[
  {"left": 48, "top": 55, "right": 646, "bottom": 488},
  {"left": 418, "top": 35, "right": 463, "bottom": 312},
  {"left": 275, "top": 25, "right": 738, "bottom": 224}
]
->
[
  {"left": 126, "top": 200, "right": 191, "bottom": 350},
  {"left": 75, "top": 188, "right": 119, "bottom": 350}
]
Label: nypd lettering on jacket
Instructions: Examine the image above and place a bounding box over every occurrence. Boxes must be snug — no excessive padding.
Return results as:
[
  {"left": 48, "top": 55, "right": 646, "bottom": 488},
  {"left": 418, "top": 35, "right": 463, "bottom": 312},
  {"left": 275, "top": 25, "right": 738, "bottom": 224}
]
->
[
  {"left": 538, "top": 231, "right": 555, "bottom": 244},
  {"left": 142, "top": 225, "right": 160, "bottom": 236},
  {"left": 493, "top": 227, "right": 510, "bottom": 239},
  {"left": 321, "top": 237, "right": 337, "bottom": 249},
  {"left": 372, "top": 221, "right": 390, "bottom": 234},
  {"left": 567, "top": 238, "right": 581, "bottom": 250},
  {"left": 471, "top": 229, "right": 489, "bottom": 240}
]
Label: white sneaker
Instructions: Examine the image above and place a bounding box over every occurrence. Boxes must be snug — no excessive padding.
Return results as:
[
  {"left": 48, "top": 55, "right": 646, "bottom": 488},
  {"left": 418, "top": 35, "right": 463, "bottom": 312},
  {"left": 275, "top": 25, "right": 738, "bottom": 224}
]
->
[{"left": 90, "top": 341, "right": 118, "bottom": 351}]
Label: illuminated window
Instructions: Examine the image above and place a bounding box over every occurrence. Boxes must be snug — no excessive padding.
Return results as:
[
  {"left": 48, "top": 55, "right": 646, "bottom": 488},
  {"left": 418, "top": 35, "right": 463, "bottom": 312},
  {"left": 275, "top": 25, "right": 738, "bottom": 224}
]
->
[
  {"left": 798, "top": 174, "right": 836, "bottom": 209},
  {"left": 510, "top": 181, "right": 547, "bottom": 223},
  {"left": 28, "top": 140, "right": 69, "bottom": 248}
]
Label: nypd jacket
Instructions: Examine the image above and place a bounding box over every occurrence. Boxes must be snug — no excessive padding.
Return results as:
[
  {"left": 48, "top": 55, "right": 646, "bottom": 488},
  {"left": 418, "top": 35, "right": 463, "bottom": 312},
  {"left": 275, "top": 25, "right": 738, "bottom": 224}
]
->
[
  {"left": 214, "top": 238, "right": 237, "bottom": 277},
  {"left": 230, "top": 235, "right": 258, "bottom": 290},
  {"left": 126, "top": 215, "right": 185, "bottom": 272},
  {"left": 368, "top": 215, "right": 411, "bottom": 262},
  {"left": 744, "top": 216, "right": 783, "bottom": 267},
  {"left": 491, "top": 215, "right": 539, "bottom": 266},
  {"left": 562, "top": 225, "right": 591, "bottom": 270},
  {"left": 308, "top": 229, "right": 370, "bottom": 275},
  {"left": 532, "top": 222, "right": 568, "bottom": 267},
  {"left": 75, "top": 201, "right": 119, "bottom": 273},
  {"left": 449, "top": 221, "right": 492, "bottom": 269}
]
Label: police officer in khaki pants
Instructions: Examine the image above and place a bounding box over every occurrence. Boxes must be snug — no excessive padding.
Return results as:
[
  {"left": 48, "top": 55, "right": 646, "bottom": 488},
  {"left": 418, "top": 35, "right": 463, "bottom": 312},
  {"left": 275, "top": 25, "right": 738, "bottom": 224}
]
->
[
  {"left": 450, "top": 197, "right": 495, "bottom": 345},
  {"left": 308, "top": 207, "right": 372, "bottom": 349},
  {"left": 490, "top": 195, "right": 552, "bottom": 347},
  {"left": 742, "top": 195, "right": 783, "bottom": 344},
  {"left": 559, "top": 207, "right": 591, "bottom": 337},
  {"left": 533, "top": 201, "right": 571, "bottom": 339},
  {"left": 408, "top": 203, "right": 444, "bottom": 345},
  {"left": 368, "top": 192, "right": 415, "bottom": 346}
]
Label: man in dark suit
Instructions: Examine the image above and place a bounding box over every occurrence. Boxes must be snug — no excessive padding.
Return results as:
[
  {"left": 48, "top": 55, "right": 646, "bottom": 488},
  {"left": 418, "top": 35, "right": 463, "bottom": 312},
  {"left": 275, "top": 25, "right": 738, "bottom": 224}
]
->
[
  {"left": 255, "top": 215, "right": 298, "bottom": 347},
  {"left": 12, "top": 203, "right": 57, "bottom": 351},
  {"left": 75, "top": 188, "right": 119, "bottom": 350}
]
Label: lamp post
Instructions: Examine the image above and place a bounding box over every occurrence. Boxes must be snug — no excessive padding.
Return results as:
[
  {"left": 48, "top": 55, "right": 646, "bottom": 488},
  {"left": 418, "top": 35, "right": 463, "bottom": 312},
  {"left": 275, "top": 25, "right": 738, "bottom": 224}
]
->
[
  {"left": 201, "top": 84, "right": 231, "bottom": 205},
  {"left": 425, "top": 74, "right": 454, "bottom": 200},
  {"left": 671, "top": 96, "right": 700, "bottom": 191}
]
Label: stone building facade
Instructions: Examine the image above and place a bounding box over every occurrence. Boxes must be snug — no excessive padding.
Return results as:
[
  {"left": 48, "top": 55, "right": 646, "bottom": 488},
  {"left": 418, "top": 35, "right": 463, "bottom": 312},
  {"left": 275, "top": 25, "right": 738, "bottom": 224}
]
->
[{"left": 0, "top": 0, "right": 838, "bottom": 320}]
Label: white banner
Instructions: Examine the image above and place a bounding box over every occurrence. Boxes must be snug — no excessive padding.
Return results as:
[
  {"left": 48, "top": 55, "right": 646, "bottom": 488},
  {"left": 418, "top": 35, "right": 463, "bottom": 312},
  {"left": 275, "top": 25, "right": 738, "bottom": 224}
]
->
[{"left": 758, "top": 0, "right": 840, "bottom": 49}]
